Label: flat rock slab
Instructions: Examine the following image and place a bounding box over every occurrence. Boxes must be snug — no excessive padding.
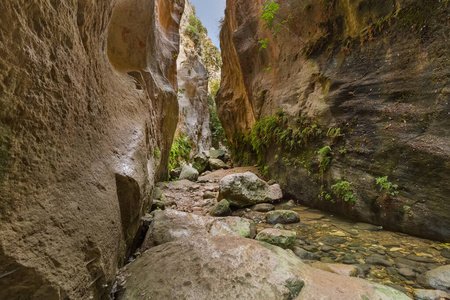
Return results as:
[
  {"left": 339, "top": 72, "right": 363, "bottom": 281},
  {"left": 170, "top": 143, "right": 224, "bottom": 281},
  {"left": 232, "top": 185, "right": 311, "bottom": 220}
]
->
[
  {"left": 255, "top": 228, "right": 296, "bottom": 249},
  {"left": 266, "top": 210, "right": 300, "bottom": 224},
  {"left": 141, "top": 210, "right": 256, "bottom": 248},
  {"left": 118, "top": 236, "right": 410, "bottom": 300}
]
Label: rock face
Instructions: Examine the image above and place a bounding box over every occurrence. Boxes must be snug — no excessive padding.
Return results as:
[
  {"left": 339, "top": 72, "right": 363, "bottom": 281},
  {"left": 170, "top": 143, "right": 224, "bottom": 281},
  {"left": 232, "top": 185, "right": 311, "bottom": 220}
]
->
[
  {"left": 141, "top": 209, "right": 256, "bottom": 249},
  {"left": 118, "top": 235, "right": 410, "bottom": 300},
  {"left": 217, "top": 0, "right": 450, "bottom": 241},
  {"left": 175, "top": 1, "right": 211, "bottom": 158},
  {"left": 0, "top": 0, "right": 184, "bottom": 299},
  {"left": 218, "top": 171, "right": 283, "bottom": 207}
]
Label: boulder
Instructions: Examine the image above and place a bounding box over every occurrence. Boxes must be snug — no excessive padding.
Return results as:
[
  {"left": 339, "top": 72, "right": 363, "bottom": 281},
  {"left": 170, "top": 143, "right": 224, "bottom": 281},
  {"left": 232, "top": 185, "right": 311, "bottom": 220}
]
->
[
  {"left": 169, "top": 167, "right": 182, "bottom": 180},
  {"left": 255, "top": 228, "right": 296, "bottom": 249},
  {"left": 266, "top": 210, "right": 300, "bottom": 224},
  {"left": 210, "top": 199, "right": 232, "bottom": 217},
  {"left": 119, "top": 236, "right": 410, "bottom": 300},
  {"left": 251, "top": 203, "right": 275, "bottom": 212},
  {"left": 420, "top": 265, "right": 450, "bottom": 292},
  {"left": 413, "top": 289, "right": 450, "bottom": 300},
  {"left": 141, "top": 210, "right": 255, "bottom": 248},
  {"left": 218, "top": 172, "right": 283, "bottom": 207},
  {"left": 179, "top": 165, "right": 199, "bottom": 181},
  {"left": 192, "top": 152, "right": 210, "bottom": 174},
  {"left": 209, "top": 149, "right": 226, "bottom": 160},
  {"left": 209, "top": 158, "right": 228, "bottom": 170}
]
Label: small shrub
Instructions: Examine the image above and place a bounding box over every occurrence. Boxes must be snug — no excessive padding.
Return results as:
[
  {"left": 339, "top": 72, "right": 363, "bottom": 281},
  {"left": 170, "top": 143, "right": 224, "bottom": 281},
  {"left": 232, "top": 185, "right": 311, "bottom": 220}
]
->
[
  {"left": 317, "top": 146, "right": 333, "bottom": 175},
  {"left": 376, "top": 176, "right": 399, "bottom": 196},
  {"left": 169, "top": 133, "right": 191, "bottom": 171},
  {"left": 331, "top": 180, "right": 355, "bottom": 202}
]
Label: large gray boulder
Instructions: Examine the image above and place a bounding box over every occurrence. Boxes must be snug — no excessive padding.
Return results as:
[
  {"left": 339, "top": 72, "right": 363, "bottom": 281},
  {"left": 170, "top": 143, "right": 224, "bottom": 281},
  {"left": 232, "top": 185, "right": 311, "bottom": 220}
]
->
[
  {"left": 209, "top": 158, "right": 228, "bottom": 170},
  {"left": 218, "top": 172, "right": 283, "bottom": 207},
  {"left": 179, "top": 164, "right": 199, "bottom": 181},
  {"left": 119, "top": 236, "right": 410, "bottom": 300},
  {"left": 141, "top": 209, "right": 255, "bottom": 249},
  {"left": 420, "top": 265, "right": 450, "bottom": 292}
]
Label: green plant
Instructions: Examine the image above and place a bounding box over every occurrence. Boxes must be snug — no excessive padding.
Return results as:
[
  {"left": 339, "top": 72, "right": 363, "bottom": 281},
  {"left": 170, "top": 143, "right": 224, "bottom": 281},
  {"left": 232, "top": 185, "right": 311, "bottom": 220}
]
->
[
  {"left": 376, "top": 176, "right": 399, "bottom": 196},
  {"left": 260, "top": 165, "right": 270, "bottom": 177},
  {"left": 318, "top": 190, "right": 333, "bottom": 202},
  {"left": 169, "top": 133, "right": 191, "bottom": 171},
  {"left": 331, "top": 180, "right": 355, "bottom": 202},
  {"left": 317, "top": 146, "right": 333, "bottom": 175},
  {"left": 403, "top": 205, "right": 413, "bottom": 217},
  {"left": 154, "top": 147, "right": 160, "bottom": 158}
]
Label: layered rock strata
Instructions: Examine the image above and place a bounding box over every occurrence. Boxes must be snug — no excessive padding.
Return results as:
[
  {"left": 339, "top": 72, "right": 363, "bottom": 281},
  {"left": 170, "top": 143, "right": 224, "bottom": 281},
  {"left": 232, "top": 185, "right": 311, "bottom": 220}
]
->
[{"left": 0, "top": 0, "right": 184, "bottom": 299}]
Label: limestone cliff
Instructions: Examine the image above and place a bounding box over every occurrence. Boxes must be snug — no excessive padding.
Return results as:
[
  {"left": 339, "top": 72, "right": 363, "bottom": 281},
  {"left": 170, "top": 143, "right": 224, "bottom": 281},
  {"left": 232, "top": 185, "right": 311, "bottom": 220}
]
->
[
  {"left": 218, "top": 0, "right": 450, "bottom": 241},
  {"left": 175, "top": 1, "right": 222, "bottom": 158},
  {"left": 0, "top": 0, "right": 184, "bottom": 299}
]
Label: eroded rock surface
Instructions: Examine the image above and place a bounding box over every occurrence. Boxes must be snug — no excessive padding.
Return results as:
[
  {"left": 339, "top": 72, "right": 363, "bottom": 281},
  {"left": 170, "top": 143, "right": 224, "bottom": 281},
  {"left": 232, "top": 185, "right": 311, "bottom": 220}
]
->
[
  {"left": 0, "top": 0, "right": 184, "bottom": 298},
  {"left": 217, "top": 0, "right": 450, "bottom": 241},
  {"left": 141, "top": 209, "right": 256, "bottom": 249},
  {"left": 118, "top": 236, "right": 410, "bottom": 300}
]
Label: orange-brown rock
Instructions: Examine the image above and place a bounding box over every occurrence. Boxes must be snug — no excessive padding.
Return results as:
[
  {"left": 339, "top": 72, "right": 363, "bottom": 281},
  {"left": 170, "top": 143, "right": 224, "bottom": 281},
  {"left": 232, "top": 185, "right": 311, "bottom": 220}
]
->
[
  {"left": 0, "top": 0, "right": 184, "bottom": 299},
  {"left": 217, "top": 0, "right": 450, "bottom": 241}
]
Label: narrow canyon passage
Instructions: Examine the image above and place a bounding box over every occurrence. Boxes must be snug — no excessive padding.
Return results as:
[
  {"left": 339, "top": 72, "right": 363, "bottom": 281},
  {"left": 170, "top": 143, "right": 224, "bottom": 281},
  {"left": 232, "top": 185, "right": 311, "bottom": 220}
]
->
[{"left": 0, "top": 0, "right": 448, "bottom": 299}]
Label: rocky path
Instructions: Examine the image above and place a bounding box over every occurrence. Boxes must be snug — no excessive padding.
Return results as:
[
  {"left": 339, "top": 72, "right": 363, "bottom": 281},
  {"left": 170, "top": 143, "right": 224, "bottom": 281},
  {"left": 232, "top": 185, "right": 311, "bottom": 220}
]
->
[{"left": 116, "top": 167, "right": 450, "bottom": 300}]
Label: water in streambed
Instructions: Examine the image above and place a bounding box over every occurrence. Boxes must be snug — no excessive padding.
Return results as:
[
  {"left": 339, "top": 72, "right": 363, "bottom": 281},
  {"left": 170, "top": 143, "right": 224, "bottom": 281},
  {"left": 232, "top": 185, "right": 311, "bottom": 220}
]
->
[{"left": 150, "top": 167, "right": 449, "bottom": 299}]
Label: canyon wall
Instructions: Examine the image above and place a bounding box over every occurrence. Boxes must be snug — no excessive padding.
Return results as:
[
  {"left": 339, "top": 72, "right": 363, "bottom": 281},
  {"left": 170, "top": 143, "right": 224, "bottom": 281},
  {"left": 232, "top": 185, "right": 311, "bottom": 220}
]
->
[
  {"left": 217, "top": 0, "right": 450, "bottom": 241},
  {"left": 175, "top": 0, "right": 222, "bottom": 158},
  {"left": 0, "top": 0, "right": 184, "bottom": 299}
]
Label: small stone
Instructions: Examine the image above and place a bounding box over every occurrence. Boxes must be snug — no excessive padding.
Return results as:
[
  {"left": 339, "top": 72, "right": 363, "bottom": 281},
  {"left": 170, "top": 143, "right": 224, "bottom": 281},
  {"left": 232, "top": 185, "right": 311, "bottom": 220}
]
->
[
  {"left": 441, "top": 248, "right": 450, "bottom": 259},
  {"left": 251, "top": 203, "right": 275, "bottom": 212},
  {"left": 293, "top": 247, "right": 316, "bottom": 260},
  {"left": 413, "top": 289, "right": 450, "bottom": 300},
  {"left": 255, "top": 228, "right": 296, "bottom": 249},
  {"left": 370, "top": 269, "right": 388, "bottom": 279},
  {"left": 321, "top": 245, "right": 335, "bottom": 252},
  {"left": 266, "top": 210, "right": 300, "bottom": 224},
  {"left": 330, "top": 231, "right": 347, "bottom": 237},
  {"left": 398, "top": 267, "right": 416, "bottom": 279},
  {"left": 281, "top": 200, "right": 296, "bottom": 209},
  {"left": 420, "top": 265, "right": 450, "bottom": 292},
  {"left": 343, "top": 254, "right": 358, "bottom": 265},
  {"left": 320, "top": 257, "right": 335, "bottom": 263},
  {"left": 366, "top": 255, "right": 394, "bottom": 267},
  {"left": 354, "top": 223, "right": 382, "bottom": 231},
  {"left": 210, "top": 199, "right": 232, "bottom": 217},
  {"left": 407, "top": 254, "right": 436, "bottom": 263},
  {"left": 274, "top": 223, "right": 285, "bottom": 230},
  {"left": 321, "top": 236, "right": 347, "bottom": 246}
]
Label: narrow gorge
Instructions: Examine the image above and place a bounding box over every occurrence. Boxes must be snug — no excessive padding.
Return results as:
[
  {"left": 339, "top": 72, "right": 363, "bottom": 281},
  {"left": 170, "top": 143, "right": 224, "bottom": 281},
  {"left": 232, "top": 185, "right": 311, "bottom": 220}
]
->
[{"left": 0, "top": 0, "right": 448, "bottom": 300}]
